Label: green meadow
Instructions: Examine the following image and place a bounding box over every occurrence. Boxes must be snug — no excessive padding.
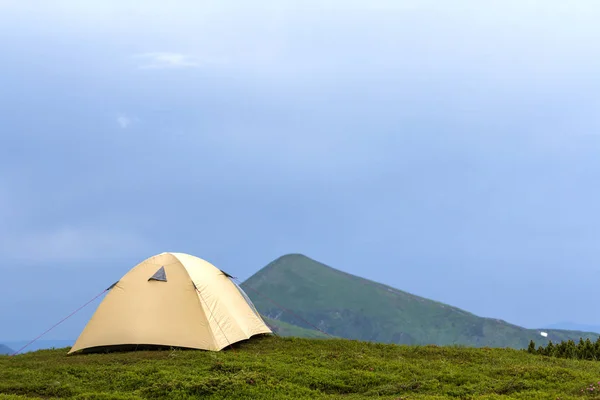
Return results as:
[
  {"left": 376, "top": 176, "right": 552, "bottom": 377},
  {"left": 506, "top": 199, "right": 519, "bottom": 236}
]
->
[{"left": 2, "top": 336, "right": 600, "bottom": 399}]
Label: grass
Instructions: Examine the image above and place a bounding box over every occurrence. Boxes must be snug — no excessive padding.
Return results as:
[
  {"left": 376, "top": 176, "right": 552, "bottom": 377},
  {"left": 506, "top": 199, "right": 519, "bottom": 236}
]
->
[{"left": 2, "top": 335, "right": 600, "bottom": 399}]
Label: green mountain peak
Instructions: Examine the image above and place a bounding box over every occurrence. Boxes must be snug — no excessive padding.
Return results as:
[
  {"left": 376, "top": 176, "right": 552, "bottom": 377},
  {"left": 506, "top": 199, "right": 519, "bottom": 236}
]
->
[
  {"left": 242, "top": 254, "right": 599, "bottom": 349},
  {"left": 263, "top": 253, "right": 324, "bottom": 270}
]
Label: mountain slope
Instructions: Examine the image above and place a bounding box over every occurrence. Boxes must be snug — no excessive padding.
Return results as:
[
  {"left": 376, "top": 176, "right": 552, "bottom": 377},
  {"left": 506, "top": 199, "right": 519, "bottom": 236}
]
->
[
  {"left": 0, "top": 344, "right": 13, "bottom": 355},
  {"left": 262, "top": 317, "right": 332, "bottom": 339},
  {"left": 241, "top": 254, "right": 598, "bottom": 349}
]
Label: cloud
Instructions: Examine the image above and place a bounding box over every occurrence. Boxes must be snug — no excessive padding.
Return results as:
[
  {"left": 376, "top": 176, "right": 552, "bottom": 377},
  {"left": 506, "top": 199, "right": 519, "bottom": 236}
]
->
[
  {"left": 116, "top": 114, "right": 131, "bottom": 128},
  {"left": 133, "top": 52, "right": 203, "bottom": 69},
  {"left": 0, "top": 180, "right": 151, "bottom": 265},
  {"left": 0, "top": 226, "right": 152, "bottom": 264},
  {"left": 116, "top": 114, "right": 141, "bottom": 129}
]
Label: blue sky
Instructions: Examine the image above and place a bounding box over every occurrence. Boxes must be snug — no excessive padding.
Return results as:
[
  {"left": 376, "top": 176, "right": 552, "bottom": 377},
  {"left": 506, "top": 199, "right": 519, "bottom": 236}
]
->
[{"left": 2, "top": 0, "right": 600, "bottom": 341}]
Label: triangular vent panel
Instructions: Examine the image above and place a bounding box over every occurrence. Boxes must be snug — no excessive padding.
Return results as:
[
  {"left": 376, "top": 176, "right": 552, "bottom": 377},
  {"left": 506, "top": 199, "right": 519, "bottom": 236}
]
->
[{"left": 148, "top": 266, "right": 167, "bottom": 282}]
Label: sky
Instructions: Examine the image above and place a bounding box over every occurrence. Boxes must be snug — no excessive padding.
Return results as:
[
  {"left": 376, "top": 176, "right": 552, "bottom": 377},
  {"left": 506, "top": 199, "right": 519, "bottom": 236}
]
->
[{"left": 2, "top": 0, "right": 600, "bottom": 342}]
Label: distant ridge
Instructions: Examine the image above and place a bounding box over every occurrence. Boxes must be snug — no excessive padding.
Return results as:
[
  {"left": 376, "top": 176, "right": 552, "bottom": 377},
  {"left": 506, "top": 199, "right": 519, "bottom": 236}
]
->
[
  {"left": 543, "top": 322, "right": 600, "bottom": 334},
  {"left": 1, "top": 340, "right": 74, "bottom": 354},
  {"left": 242, "top": 254, "right": 599, "bottom": 349},
  {"left": 0, "top": 344, "right": 13, "bottom": 355}
]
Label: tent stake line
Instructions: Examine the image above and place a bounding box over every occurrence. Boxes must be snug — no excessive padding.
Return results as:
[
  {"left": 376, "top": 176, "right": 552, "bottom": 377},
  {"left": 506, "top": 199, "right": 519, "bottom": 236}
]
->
[{"left": 10, "top": 288, "right": 109, "bottom": 357}]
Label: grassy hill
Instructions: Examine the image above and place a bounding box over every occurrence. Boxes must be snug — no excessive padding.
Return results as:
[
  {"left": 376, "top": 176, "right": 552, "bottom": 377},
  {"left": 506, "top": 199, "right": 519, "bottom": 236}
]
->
[
  {"left": 241, "top": 254, "right": 599, "bottom": 349},
  {"left": 2, "top": 336, "right": 600, "bottom": 399},
  {"left": 0, "top": 345, "right": 12, "bottom": 356},
  {"left": 263, "top": 317, "right": 332, "bottom": 339}
]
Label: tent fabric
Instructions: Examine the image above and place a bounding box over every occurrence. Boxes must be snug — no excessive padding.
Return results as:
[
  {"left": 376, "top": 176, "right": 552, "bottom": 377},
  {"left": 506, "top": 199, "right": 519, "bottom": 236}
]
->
[{"left": 68, "top": 252, "right": 271, "bottom": 354}]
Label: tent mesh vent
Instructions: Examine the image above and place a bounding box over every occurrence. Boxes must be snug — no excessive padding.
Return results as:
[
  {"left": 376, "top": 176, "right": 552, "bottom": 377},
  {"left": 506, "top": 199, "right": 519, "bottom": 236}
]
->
[{"left": 148, "top": 266, "right": 167, "bottom": 282}]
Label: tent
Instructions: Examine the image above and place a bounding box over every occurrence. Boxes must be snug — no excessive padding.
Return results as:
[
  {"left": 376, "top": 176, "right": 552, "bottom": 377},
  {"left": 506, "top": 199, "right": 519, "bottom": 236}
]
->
[{"left": 69, "top": 252, "right": 271, "bottom": 354}]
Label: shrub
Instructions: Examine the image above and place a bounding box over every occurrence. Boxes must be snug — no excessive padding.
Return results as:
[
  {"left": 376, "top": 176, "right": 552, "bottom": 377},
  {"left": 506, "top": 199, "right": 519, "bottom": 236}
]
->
[{"left": 528, "top": 337, "right": 600, "bottom": 361}]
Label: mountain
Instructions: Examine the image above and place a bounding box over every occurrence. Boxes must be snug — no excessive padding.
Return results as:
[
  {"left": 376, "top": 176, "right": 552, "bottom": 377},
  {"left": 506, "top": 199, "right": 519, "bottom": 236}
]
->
[
  {"left": 544, "top": 322, "right": 600, "bottom": 334},
  {"left": 242, "top": 254, "right": 599, "bottom": 349},
  {"left": 0, "top": 344, "right": 13, "bottom": 355},
  {"left": 1, "top": 340, "right": 74, "bottom": 354},
  {"left": 263, "top": 316, "right": 331, "bottom": 339}
]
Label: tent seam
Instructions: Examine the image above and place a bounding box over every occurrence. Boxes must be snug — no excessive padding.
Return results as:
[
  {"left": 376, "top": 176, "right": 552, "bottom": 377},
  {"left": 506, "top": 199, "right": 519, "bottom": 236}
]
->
[{"left": 169, "top": 252, "right": 220, "bottom": 350}]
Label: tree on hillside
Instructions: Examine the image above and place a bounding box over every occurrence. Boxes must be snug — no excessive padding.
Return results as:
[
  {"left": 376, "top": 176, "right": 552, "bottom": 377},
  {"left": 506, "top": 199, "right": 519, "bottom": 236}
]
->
[{"left": 527, "top": 340, "right": 536, "bottom": 354}]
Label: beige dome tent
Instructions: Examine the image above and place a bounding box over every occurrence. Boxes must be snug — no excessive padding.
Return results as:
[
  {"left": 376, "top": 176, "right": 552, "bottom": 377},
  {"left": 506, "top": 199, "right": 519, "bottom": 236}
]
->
[{"left": 69, "top": 252, "right": 271, "bottom": 354}]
